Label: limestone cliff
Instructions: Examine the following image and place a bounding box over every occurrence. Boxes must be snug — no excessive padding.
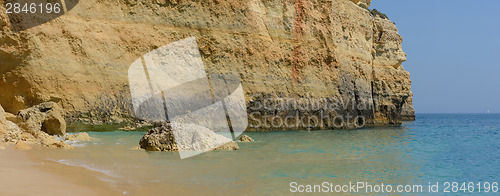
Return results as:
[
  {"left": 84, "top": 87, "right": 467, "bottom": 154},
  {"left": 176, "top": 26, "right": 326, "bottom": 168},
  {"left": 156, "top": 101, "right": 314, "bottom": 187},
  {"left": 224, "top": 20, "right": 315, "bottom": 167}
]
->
[{"left": 0, "top": 0, "right": 415, "bottom": 130}]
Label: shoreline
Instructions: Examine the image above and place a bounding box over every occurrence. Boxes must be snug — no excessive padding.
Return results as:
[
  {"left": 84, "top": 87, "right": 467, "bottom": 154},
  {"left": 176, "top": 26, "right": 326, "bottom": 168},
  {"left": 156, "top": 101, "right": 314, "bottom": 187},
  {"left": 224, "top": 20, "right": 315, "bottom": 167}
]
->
[
  {"left": 0, "top": 140, "right": 214, "bottom": 196},
  {"left": 0, "top": 142, "right": 121, "bottom": 196}
]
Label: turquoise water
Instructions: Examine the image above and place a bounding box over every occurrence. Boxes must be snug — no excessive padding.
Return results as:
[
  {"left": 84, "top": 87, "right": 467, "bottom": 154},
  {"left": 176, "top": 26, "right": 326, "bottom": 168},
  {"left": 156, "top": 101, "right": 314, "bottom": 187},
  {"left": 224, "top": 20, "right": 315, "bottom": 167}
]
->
[{"left": 33, "top": 114, "right": 500, "bottom": 195}]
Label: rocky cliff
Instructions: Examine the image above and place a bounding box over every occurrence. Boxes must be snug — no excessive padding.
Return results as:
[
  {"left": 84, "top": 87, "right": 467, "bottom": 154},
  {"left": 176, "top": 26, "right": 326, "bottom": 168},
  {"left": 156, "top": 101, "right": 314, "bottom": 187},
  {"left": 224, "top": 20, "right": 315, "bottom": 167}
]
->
[{"left": 0, "top": 0, "right": 414, "bottom": 130}]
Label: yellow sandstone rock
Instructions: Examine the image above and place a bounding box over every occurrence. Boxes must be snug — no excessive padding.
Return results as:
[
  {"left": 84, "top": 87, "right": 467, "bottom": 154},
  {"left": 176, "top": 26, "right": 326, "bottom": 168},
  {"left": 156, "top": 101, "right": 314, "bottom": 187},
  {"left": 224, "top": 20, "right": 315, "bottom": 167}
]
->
[{"left": 0, "top": 0, "right": 414, "bottom": 129}]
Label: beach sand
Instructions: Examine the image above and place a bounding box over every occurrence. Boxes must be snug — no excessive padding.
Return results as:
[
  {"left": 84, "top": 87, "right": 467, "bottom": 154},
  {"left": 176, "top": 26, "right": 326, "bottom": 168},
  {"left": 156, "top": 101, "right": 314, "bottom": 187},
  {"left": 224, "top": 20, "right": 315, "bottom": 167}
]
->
[
  {"left": 0, "top": 141, "right": 213, "bottom": 196},
  {"left": 0, "top": 143, "right": 121, "bottom": 196}
]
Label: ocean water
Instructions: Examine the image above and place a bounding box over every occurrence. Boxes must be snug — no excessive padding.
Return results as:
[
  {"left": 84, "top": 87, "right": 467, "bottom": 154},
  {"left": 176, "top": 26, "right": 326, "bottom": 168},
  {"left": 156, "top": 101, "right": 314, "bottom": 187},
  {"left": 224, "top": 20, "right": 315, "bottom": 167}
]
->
[{"left": 32, "top": 114, "right": 500, "bottom": 195}]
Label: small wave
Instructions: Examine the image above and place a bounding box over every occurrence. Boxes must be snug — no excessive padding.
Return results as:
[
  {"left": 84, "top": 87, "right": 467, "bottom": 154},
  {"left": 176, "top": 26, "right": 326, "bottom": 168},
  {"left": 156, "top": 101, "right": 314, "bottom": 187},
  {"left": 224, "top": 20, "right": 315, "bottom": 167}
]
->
[
  {"left": 54, "top": 135, "right": 65, "bottom": 141},
  {"left": 49, "top": 159, "right": 117, "bottom": 178},
  {"left": 64, "top": 140, "right": 87, "bottom": 147},
  {"left": 71, "top": 143, "right": 87, "bottom": 147},
  {"left": 98, "top": 177, "right": 117, "bottom": 183}
]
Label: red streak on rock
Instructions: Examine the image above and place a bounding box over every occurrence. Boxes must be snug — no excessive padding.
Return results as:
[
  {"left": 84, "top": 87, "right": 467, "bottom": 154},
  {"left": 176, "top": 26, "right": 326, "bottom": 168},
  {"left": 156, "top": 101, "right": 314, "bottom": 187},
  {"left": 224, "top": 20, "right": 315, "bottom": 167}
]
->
[{"left": 292, "top": 0, "right": 306, "bottom": 86}]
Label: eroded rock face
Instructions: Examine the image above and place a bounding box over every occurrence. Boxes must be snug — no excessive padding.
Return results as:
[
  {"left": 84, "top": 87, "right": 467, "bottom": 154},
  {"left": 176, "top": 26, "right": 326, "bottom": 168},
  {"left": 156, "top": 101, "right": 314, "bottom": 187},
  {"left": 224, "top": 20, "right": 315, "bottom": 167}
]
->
[
  {"left": 139, "top": 121, "right": 239, "bottom": 152},
  {"left": 18, "top": 102, "right": 66, "bottom": 136},
  {"left": 0, "top": 0, "right": 415, "bottom": 130}
]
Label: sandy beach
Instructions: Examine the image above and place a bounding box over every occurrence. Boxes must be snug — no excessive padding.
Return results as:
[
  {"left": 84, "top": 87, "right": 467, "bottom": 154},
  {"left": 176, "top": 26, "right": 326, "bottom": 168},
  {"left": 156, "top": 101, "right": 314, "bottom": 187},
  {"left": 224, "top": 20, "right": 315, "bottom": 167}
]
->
[
  {"left": 0, "top": 140, "right": 214, "bottom": 196},
  {"left": 0, "top": 142, "right": 120, "bottom": 196}
]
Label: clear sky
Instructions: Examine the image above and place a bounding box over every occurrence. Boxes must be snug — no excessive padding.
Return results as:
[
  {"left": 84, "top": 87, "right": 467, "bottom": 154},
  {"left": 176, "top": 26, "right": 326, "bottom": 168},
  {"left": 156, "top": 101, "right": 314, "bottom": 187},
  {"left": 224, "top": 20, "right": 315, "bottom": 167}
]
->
[{"left": 370, "top": 0, "right": 500, "bottom": 113}]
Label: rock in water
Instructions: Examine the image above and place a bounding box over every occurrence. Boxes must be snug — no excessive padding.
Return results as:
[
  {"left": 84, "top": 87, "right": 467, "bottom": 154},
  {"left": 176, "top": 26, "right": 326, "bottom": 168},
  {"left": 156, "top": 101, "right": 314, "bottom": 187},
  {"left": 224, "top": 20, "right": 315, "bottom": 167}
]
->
[
  {"left": 18, "top": 102, "right": 66, "bottom": 136},
  {"left": 140, "top": 121, "right": 239, "bottom": 152},
  {"left": 239, "top": 135, "right": 254, "bottom": 142},
  {"left": 213, "top": 142, "right": 240, "bottom": 151},
  {"left": 65, "top": 132, "right": 92, "bottom": 141},
  {"left": 139, "top": 122, "right": 178, "bottom": 151}
]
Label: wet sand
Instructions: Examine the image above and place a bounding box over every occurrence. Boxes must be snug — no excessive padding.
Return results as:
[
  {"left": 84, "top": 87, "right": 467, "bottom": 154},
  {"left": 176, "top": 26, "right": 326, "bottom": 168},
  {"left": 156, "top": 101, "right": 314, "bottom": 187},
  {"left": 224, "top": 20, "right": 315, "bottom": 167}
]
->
[
  {"left": 0, "top": 141, "right": 212, "bottom": 196},
  {"left": 0, "top": 143, "right": 120, "bottom": 196}
]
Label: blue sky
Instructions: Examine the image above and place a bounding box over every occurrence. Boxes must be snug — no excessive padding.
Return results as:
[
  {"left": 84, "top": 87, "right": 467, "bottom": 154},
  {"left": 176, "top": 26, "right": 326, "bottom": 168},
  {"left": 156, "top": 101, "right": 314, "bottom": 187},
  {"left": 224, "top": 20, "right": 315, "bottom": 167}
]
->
[{"left": 370, "top": 0, "right": 500, "bottom": 113}]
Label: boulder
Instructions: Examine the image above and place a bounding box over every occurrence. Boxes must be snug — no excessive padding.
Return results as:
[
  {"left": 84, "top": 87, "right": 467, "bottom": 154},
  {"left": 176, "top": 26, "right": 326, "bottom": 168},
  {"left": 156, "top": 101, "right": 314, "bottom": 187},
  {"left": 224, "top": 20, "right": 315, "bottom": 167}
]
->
[
  {"left": 18, "top": 102, "right": 66, "bottom": 136},
  {"left": 3, "top": 121, "right": 23, "bottom": 143},
  {"left": 47, "top": 141, "right": 74, "bottom": 149},
  {"left": 239, "top": 135, "right": 254, "bottom": 142},
  {"left": 0, "top": 103, "right": 5, "bottom": 123},
  {"left": 0, "top": 104, "right": 7, "bottom": 134},
  {"left": 14, "top": 140, "right": 32, "bottom": 150},
  {"left": 140, "top": 122, "right": 177, "bottom": 151},
  {"left": 140, "top": 121, "right": 239, "bottom": 152},
  {"left": 1, "top": 103, "right": 73, "bottom": 149},
  {"left": 0, "top": 123, "right": 4, "bottom": 136},
  {"left": 5, "top": 123, "right": 73, "bottom": 149},
  {"left": 35, "top": 130, "right": 73, "bottom": 149},
  {"left": 5, "top": 112, "right": 20, "bottom": 124},
  {"left": 1, "top": 104, "right": 21, "bottom": 140},
  {"left": 65, "top": 132, "right": 92, "bottom": 141}
]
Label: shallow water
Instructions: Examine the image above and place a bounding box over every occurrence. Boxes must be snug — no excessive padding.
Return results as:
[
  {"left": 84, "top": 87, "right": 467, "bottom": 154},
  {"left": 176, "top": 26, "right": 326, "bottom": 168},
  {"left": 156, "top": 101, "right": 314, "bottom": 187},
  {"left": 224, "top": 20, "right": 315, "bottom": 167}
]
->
[{"left": 32, "top": 114, "right": 500, "bottom": 195}]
